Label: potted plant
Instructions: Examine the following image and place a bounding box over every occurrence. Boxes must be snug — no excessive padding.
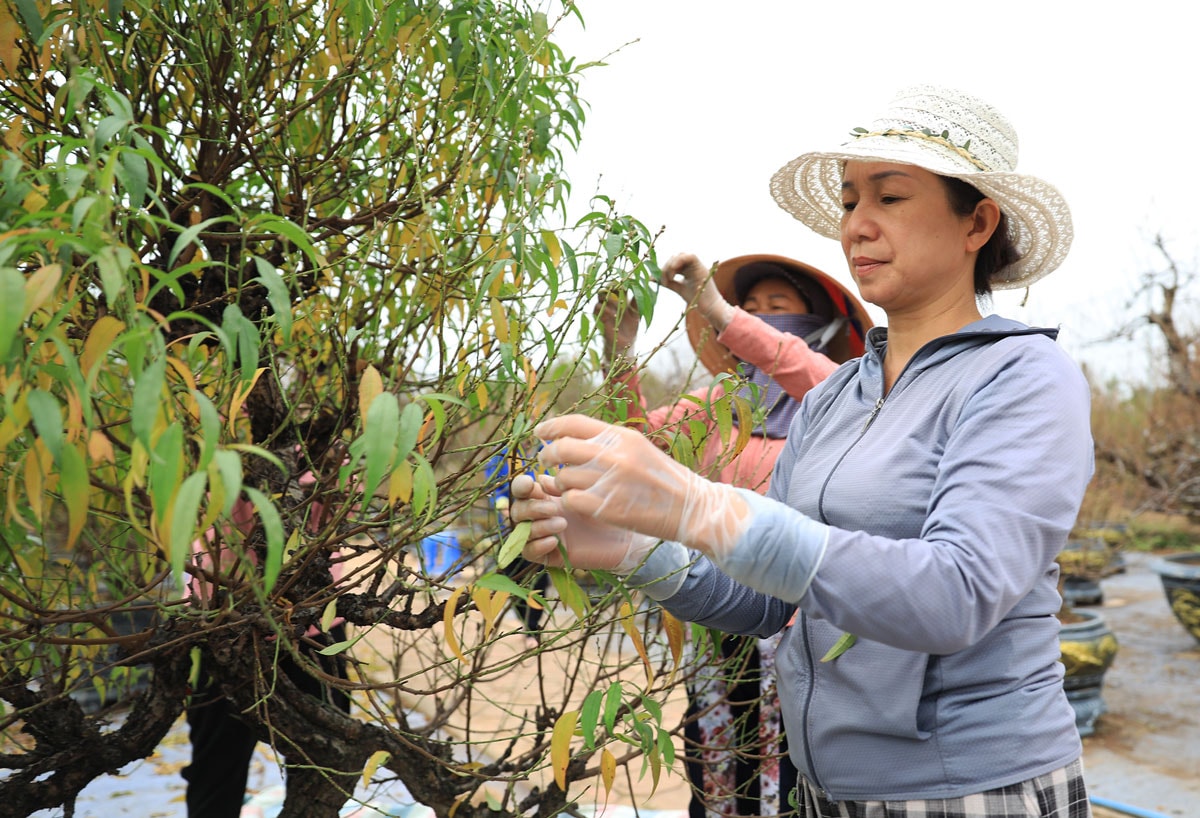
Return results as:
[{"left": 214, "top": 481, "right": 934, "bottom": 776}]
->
[
  {"left": 1056, "top": 523, "right": 1124, "bottom": 737},
  {"left": 1148, "top": 550, "right": 1200, "bottom": 644}
]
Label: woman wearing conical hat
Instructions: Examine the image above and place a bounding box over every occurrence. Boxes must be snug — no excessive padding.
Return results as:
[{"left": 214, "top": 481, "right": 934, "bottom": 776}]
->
[{"left": 598, "top": 251, "right": 869, "bottom": 817}]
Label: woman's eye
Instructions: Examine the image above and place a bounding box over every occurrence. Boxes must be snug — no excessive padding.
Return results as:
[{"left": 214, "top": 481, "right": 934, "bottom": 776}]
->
[{"left": 841, "top": 200, "right": 857, "bottom": 212}]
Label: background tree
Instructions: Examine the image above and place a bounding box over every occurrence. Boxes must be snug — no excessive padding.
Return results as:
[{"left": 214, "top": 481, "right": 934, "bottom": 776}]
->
[
  {"left": 0, "top": 1, "right": 739, "bottom": 815},
  {"left": 1087, "top": 235, "right": 1200, "bottom": 523}
]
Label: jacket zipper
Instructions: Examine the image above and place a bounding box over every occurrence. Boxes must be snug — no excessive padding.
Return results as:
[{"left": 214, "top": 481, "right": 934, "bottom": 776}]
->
[
  {"left": 798, "top": 614, "right": 824, "bottom": 796},
  {"left": 800, "top": 393, "right": 886, "bottom": 798}
]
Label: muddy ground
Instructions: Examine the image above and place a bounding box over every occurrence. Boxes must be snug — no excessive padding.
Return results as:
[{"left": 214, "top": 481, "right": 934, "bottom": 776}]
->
[{"left": 1072, "top": 551, "right": 1200, "bottom": 817}]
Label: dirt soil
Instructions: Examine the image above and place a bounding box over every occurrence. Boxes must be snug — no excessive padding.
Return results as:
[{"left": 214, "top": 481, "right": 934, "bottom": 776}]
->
[{"left": 23, "top": 550, "right": 1199, "bottom": 818}]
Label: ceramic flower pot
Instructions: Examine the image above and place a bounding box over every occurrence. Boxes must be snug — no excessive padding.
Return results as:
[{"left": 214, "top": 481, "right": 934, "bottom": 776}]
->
[
  {"left": 1058, "top": 608, "right": 1119, "bottom": 737},
  {"left": 1149, "top": 552, "right": 1200, "bottom": 644}
]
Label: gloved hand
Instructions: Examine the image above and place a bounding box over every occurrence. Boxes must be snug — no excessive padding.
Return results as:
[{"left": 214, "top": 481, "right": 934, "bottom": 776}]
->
[
  {"left": 594, "top": 289, "right": 640, "bottom": 368},
  {"left": 661, "top": 253, "right": 735, "bottom": 331},
  {"left": 533, "top": 414, "right": 752, "bottom": 561},
  {"left": 510, "top": 472, "right": 658, "bottom": 572}
]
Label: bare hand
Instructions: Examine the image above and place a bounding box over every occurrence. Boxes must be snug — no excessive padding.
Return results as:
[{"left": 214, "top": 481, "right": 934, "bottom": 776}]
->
[
  {"left": 594, "top": 289, "right": 639, "bottom": 365},
  {"left": 661, "top": 253, "right": 734, "bottom": 330}
]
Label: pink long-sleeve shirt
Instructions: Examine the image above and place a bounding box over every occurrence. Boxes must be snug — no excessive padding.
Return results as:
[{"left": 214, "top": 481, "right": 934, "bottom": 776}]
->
[{"left": 616, "top": 308, "right": 838, "bottom": 493}]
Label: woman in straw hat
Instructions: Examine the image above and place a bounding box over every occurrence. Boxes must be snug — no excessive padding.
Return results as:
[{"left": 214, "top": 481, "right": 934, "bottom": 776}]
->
[
  {"left": 512, "top": 85, "right": 1093, "bottom": 817},
  {"left": 598, "top": 251, "right": 869, "bottom": 817}
]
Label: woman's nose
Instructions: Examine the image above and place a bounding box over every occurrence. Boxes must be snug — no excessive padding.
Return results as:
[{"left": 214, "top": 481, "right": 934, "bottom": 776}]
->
[{"left": 841, "top": 204, "right": 877, "bottom": 243}]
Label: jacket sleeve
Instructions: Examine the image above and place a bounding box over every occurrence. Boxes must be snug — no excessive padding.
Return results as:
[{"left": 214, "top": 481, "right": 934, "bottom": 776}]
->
[{"left": 717, "top": 307, "right": 839, "bottom": 399}]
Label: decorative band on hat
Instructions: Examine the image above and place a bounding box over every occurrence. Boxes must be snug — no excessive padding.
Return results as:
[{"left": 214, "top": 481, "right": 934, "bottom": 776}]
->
[{"left": 850, "top": 127, "right": 991, "bottom": 171}]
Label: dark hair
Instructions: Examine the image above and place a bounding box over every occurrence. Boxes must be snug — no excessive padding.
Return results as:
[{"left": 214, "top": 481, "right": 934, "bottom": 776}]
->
[
  {"left": 733, "top": 262, "right": 829, "bottom": 317},
  {"left": 939, "top": 175, "right": 1020, "bottom": 295}
]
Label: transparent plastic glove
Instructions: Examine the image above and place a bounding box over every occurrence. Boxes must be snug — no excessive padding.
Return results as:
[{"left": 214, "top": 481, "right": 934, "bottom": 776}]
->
[
  {"left": 509, "top": 473, "right": 658, "bottom": 573},
  {"left": 661, "top": 252, "right": 734, "bottom": 331},
  {"left": 535, "top": 414, "right": 752, "bottom": 561}
]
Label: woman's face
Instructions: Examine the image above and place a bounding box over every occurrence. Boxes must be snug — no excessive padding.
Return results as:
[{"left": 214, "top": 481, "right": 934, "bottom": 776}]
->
[
  {"left": 740, "top": 277, "right": 810, "bottom": 315},
  {"left": 839, "top": 160, "right": 980, "bottom": 314}
]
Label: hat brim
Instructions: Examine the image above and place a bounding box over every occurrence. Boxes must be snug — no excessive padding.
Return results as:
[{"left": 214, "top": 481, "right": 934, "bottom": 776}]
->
[
  {"left": 769, "top": 142, "right": 1073, "bottom": 289},
  {"left": 685, "top": 254, "right": 873, "bottom": 376}
]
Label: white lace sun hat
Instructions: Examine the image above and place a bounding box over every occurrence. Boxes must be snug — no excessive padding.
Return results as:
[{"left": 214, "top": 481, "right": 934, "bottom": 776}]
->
[{"left": 769, "top": 85, "right": 1073, "bottom": 289}]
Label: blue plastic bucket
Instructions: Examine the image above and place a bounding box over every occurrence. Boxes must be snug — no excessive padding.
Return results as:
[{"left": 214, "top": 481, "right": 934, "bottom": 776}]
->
[{"left": 419, "top": 532, "right": 461, "bottom": 575}]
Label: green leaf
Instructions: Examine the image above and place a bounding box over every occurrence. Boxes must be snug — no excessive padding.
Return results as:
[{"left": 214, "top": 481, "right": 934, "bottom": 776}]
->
[
  {"left": 820, "top": 631, "right": 858, "bottom": 662},
  {"left": 602, "top": 681, "right": 623, "bottom": 735},
  {"left": 657, "top": 726, "right": 675, "bottom": 766},
  {"left": 411, "top": 456, "right": 436, "bottom": 522},
  {"left": 244, "top": 487, "right": 284, "bottom": 593},
  {"left": 188, "top": 646, "right": 202, "bottom": 691},
  {"left": 248, "top": 216, "right": 325, "bottom": 267},
  {"left": 0, "top": 268, "right": 25, "bottom": 362},
  {"left": 168, "top": 216, "right": 234, "bottom": 267},
  {"left": 117, "top": 149, "right": 148, "bottom": 209},
  {"left": 473, "top": 572, "right": 529, "bottom": 598},
  {"left": 14, "top": 0, "right": 43, "bottom": 42},
  {"left": 93, "top": 245, "right": 128, "bottom": 304},
  {"left": 59, "top": 444, "right": 89, "bottom": 547},
  {"left": 211, "top": 450, "right": 243, "bottom": 517},
  {"left": 547, "top": 565, "right": 587, "bottom": 619},
  {"left": 131, "top": 357, "right": 166, "bottom": 449},
  {"left": 150, "top": 422, "right": 184, "bottom": 525},
  {"left": 26, "top": 389, "right": 63, "bottom": 464},
  {"left": 193, "top": 390, "right": 221, "bottom": 471},
  {"left": 361, "top": 391, "right": 400, "bottom": 504},
  {"left": 251, "top": 256, "right": 293, "bottom": 343},
  {"left": 640, "top": 695, "right": 662, "bottom": 727},
  {"left": 395, "top": 400, "right": 423, "bottom": 464},
  {"left": 496, "top": 520, "right": 530, "bottom": 569},
  {"left": 580, "top": 689, "right": 603, "bottom": 750},
  {"left": 169, "top": 472, "right": 208, "bottom": 590}
]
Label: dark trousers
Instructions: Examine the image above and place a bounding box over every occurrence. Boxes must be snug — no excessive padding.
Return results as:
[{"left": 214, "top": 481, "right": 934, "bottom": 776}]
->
[{"left": 182, "top": 627, "right": 350, "bottom": 818}]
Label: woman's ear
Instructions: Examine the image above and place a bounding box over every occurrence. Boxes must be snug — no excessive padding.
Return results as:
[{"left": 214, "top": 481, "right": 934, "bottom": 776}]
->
[{"left": 965, "top": 198, "right": 1002, "bottom": 252}]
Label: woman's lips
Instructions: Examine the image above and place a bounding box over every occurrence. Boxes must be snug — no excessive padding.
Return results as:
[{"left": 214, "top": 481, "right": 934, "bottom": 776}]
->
[{"left": 852, "top": 257, "right": 885, "bottom": 275}]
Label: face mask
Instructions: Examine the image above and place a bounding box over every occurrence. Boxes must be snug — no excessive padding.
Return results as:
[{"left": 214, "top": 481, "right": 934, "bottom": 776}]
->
[{"left": 733, "top": 313, "right": 835, "bottom": 439}]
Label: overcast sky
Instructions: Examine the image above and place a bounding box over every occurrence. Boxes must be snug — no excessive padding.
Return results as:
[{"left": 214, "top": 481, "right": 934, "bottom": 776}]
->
[{"left": 552, "top": 1, "right": 1199, "bottom": 386}]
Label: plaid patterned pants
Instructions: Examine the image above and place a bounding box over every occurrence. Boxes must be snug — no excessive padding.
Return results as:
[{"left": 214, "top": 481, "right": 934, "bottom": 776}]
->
[{"left": 795, "top": 758, "right": 1091, "bottom": 818}]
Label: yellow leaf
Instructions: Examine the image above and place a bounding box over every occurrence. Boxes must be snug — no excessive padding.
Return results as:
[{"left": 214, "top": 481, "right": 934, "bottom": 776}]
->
[
  {"left": 663, "top": 610, "right": 684, "bottom": 685},
  {"left": 227, "top": 369, "right": 266, "bottom": 436},
  {"left": 361, "top": 749, "right": 391, "bottom": 787},
  {"left": 547, "top": 299, "right": 569, "bottom": 315},
  {"left": 471, "top": 586, "right": 497, "bottom": 638},
  {"left": 540, "top": 229, "right": 562, "bottom": 267},
  {"left": 388, "top": 460, "right": 413, "bottom": 505},
  {"left": 490, "top": 297, "right": 509, "bottom": 344},
  {"left": 358, "top": 364, "right": 383, "bottom": 425},
  {"left": 600, "top": 748, "right": 616, "bottom": 798},
  {"left": 447, "top": 792, "right": 470, "bottom": 818},
  {"left": 550, "top": 709, "right": 578, "bottom": 791},
  {"left": 23, "top": 263, "right": 61, "bottom": 320},
  {"left": 474, "top": 381, "right": 488, "bottom": 411},
  {"left": 321, "top": 599, "right": 338, "bottom": 633},
  {"left": 80, "top": 316, "right": 125, "bottom": 383},
  {"left": 22, "top": 186, "right": 47, "bottom": 213},
  {"left": 619, "top": 602, "right": 653, "bottom": 686},
  {"left": 443, "top": 584, "right": 469, "bottom": 664}
]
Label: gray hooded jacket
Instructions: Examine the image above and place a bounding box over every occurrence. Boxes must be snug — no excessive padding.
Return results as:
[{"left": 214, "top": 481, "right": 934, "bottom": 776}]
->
[{"left": 634, "top": 314, "right": 1094, "bottom": 801}]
